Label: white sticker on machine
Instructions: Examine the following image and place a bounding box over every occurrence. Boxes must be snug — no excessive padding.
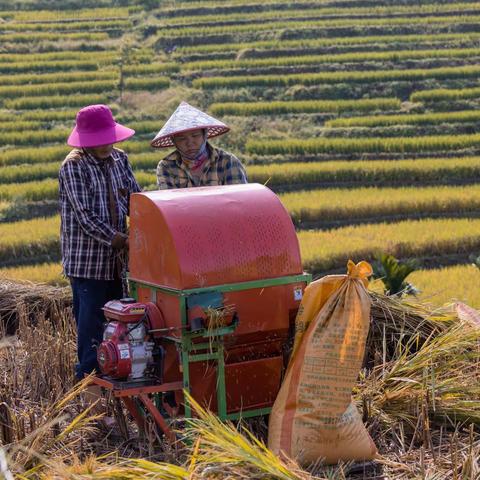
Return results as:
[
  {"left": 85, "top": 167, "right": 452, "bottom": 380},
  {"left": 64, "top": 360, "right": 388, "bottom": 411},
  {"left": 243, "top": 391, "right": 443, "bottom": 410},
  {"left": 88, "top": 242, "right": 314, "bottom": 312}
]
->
[
  {"left": 118, "top": 343, "right": 130, "bottom": 358},
  {"left": 294, "top": 288, "right": 303, "bottom": 301},
  {"left": 119, "top": 348, "right": 130, "bottom": 359}
]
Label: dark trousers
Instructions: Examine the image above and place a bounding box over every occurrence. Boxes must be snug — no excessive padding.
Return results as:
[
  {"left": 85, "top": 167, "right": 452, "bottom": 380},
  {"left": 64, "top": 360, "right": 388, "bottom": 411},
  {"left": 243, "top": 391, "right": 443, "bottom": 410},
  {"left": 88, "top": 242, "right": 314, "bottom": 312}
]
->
[{"left": 70, "top": 277, "right": 123, "bottom": 380}]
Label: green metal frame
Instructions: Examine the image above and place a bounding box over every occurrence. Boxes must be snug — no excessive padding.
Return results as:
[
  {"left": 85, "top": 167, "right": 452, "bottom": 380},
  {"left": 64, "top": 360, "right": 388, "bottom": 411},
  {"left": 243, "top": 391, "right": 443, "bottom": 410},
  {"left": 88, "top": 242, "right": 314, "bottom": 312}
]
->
[{"left": 129, "top": 272, "right": 312, "bottom": 420}]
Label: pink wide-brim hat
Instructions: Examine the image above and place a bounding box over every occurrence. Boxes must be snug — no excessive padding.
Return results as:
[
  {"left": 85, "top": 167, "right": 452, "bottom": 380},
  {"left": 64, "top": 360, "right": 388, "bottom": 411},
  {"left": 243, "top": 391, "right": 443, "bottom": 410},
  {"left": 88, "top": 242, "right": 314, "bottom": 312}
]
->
[
  {"left": 67, "top": 104, "right": 135, "bottom": 148},
  {"left": 151, "top": 101, "right": 229, "bottom": 148}
]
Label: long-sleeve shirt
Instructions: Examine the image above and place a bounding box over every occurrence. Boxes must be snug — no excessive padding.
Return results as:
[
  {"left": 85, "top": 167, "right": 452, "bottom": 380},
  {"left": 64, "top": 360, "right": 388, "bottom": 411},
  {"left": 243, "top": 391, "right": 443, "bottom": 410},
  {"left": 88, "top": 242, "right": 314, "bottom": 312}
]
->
[
  {"left": 156, "top": 142, "right": 247, "bottom": 189},
  {"left": 59, "top": 147, "right": 141, "bottom": 280}
]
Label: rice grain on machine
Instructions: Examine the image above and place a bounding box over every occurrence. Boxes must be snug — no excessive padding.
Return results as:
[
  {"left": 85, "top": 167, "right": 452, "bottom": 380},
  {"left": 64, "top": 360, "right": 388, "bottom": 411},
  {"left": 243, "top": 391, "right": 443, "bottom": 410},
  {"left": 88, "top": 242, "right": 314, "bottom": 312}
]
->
[{"left": 92, "top": 184, "right": 311, "bottom": 439}]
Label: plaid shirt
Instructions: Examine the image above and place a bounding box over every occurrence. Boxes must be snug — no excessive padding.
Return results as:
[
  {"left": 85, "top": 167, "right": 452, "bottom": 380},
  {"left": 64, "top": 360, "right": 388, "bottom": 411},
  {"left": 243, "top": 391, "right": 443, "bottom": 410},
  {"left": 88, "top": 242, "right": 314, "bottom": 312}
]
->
[
  {"left": 156, "top": 142, "right": 247, "bottom": 189},
  {"left": 59, "top": 147, "right": 141, "bottom": 280}
]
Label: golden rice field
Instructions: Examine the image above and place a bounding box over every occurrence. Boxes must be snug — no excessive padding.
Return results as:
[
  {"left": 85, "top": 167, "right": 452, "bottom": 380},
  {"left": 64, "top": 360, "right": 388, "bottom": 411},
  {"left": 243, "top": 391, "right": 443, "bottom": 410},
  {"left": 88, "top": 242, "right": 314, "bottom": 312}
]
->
[
  {"left": 409, "top": 264, "right": 480, "bottom": 308},
  {"left": 0, "top": 261, "right": 66, "bottom": 285},
  {"left": 280, "top": 184, "right": 480, "bottom": 223},
  {"left": 298, "top": 218, "right": 480, "bottom": 272}
]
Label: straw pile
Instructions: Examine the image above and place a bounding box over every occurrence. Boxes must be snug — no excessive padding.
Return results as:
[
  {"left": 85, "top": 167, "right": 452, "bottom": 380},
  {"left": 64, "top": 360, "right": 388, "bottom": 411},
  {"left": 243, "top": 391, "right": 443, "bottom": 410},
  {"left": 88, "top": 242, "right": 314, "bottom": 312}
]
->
[
  {"left": 0, "top": 281, "right": 479, "bottom": 478},
  {"left": 0, "top": 279, "right": 71, "bottom": 334}
]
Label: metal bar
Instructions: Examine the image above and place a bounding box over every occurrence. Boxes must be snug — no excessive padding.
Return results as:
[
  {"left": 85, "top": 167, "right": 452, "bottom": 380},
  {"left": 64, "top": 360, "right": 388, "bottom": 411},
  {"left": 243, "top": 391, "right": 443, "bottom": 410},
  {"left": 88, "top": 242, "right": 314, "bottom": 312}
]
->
[
  {"left": 129, "top": 273, "right": 311, "bottom": 297},
  {"left": 113, "top": 381, "right": 183, "bottom": 398},
  {"left": 89, "top": 376, "right": 115, "bottom": 390},
  {"left": 89, "top": 377, "right": 183, "bottom": 398},
  {"left": 138, "top": 394, "right": 176, "bottom": 443},
  {"left": 188, "top": 322, "right": 238, "bottom": 339},
  {"left": 180, "top": 296, "right": 192, "bottom": 418},
  {"left": 128, "top": 279, "right": 186, "bottom": 297},
  {"left": 189, "top": 353, "right": 219, "bottom": 362},
  {"left": 184, "top": 273, "right": 312, "bottom": 294},
  {"left": 129, "top": 280, "right": 138, "bottom": 300},
  {"left": 188, "top": 342, "right": 217, "bottom": 350},
  {"left": 154, "top": 393, "right": 162, "bottom": 412},
  {"left": 216, "top": 341, "right": 227, "bottom": 420},
  {"left": 112, "top": 397, "right": 129, "bottom": 439},
  {"left": 226, "top": 406, "right": 272, "bottom": 420},
  {"left": 123, "top": 396, "right": 146, "bottom": 432}
]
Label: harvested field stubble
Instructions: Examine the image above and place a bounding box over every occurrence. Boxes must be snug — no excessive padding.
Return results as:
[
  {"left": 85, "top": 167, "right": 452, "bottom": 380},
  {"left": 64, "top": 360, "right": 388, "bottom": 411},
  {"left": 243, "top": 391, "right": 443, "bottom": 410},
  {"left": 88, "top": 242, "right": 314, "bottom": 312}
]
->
[{"left": 1, "top": 282, "right": 480, "bottom": 478}]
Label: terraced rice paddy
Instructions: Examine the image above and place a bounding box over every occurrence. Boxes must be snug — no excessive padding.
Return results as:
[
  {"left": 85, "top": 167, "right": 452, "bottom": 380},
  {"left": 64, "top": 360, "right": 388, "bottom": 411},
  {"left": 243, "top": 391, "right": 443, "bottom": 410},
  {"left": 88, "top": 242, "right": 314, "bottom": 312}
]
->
[
  {"left": 0, "top": 0, "right": 480, "bottom": 307},
  {"left": 409, "top": 263, "right": 480, "bottom": 308}
]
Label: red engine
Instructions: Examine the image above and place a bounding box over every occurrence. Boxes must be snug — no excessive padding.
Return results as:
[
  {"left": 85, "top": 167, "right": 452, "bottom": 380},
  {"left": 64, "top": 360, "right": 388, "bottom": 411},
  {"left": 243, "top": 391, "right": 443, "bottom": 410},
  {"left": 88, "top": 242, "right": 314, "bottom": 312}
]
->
[{"left": 97, "top": 298, "right": 165, "bottom": 380}]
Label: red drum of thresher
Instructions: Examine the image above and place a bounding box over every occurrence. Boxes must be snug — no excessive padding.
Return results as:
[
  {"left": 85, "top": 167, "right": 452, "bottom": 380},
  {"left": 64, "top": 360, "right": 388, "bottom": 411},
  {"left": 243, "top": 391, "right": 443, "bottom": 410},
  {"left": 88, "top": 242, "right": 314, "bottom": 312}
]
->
[{"left": 94, "top": 184, "right": 310, "bottom": 429}]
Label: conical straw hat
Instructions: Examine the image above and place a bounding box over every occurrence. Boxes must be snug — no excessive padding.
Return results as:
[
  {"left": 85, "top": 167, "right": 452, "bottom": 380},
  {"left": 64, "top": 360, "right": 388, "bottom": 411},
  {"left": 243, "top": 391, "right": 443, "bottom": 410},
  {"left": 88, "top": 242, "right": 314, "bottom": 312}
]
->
[{"left": 151, "top": 101, "right": 230, "bottom": 148}]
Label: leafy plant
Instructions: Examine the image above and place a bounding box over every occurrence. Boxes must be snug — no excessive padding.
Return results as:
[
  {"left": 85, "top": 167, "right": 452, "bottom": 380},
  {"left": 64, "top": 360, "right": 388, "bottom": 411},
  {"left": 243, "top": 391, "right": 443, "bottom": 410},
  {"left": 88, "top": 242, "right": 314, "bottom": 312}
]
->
[
  {"left": 372, "top": 253, "right": 419, "bottom": 296},
  {"left": 469, "top": 253, "right": 480, "bottom": 270}
]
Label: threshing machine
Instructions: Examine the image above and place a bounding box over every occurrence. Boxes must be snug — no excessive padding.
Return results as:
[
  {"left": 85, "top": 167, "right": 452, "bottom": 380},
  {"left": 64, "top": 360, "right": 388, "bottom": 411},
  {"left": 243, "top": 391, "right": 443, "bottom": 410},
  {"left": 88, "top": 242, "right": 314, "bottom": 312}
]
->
[{"left": 91, "top": 184, "right": 311, "bottom": 439}]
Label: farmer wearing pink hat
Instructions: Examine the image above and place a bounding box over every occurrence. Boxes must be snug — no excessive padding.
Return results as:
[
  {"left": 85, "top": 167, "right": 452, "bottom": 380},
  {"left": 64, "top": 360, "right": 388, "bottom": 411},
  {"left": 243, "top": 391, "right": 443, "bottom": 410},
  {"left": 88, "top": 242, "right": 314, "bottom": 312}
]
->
[
  {"left": 59, "top": 104, "right": 141, "bottom": 381},
  {"left": 152, "top": 101, "right": 247, "bottom": 188}
]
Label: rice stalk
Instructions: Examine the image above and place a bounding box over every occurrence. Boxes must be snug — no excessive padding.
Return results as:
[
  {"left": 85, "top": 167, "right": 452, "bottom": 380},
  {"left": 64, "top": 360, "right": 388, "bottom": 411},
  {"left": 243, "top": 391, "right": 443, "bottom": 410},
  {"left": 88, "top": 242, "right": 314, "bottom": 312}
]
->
[
  {"left": 183, "top": 393, "right": 318, "bottom": 480},
  {"left": 204, "top": 304, "right": 235, "bottom": 330},
  {"left": 359, "top": 321, "right": 480, "bottom": 429}
]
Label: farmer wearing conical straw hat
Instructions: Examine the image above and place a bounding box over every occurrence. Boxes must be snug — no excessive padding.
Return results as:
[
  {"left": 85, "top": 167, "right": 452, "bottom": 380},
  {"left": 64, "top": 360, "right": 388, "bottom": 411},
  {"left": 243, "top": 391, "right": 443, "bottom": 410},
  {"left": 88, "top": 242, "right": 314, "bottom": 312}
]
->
[
  {"left": 59, "top": 104, "right": 141, "bottom": 382},
  {"left": 152, "top": 101, "right": 247, "bottom": 188}
]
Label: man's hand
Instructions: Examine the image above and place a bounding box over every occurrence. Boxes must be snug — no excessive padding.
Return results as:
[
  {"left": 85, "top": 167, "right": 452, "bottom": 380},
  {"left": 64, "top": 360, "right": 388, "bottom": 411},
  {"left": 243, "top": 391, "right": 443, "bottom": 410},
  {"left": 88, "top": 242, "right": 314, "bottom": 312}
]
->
[{"left": 111, "top": 232, "right": 128, "bottom": 250}]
